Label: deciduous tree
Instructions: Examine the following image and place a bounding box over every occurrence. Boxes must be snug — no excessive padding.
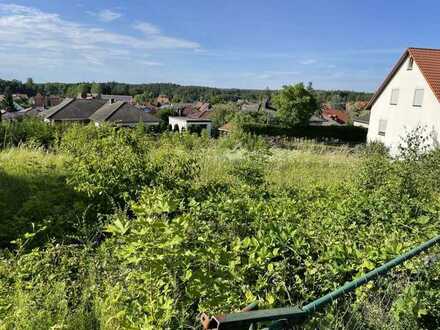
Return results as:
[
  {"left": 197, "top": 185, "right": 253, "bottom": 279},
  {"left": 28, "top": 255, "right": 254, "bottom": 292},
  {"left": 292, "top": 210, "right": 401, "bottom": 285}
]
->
[
  {"left": 273, "top": 83, "right": 318, "bottom": 127},
  {"left": 1, "top": 87, "right": 15, "bottom": 112}
]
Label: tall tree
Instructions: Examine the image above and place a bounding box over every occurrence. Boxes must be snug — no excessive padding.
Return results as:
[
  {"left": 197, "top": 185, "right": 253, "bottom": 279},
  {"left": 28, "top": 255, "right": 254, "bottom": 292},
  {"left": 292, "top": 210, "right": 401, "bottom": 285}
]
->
[
  {"left": 329, "top": 94, "right": 345, "bottom": 110},
  {"left": 273, "top": 83, "right": 318, "bottom": 127},
  {"left": 77, "top": 84, "right": 90, "bottom": 98},
  {"left": 134, "top": 91, "right": 153, "bottom": 105},
  {"left": 91, "top": 82, "right": 103, "bottom": 96},
  {"left": 1, "top": 87, "right": 16, "bottom": 112},
  {"left": 25, "top": 77, "right": 35, "bottom": 96}
]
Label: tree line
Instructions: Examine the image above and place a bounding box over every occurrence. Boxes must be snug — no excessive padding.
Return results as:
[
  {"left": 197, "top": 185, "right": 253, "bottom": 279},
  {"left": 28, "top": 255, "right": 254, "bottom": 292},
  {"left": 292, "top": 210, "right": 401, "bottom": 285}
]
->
[{"left": 0, "top": 78, "right": 372, "bottom": 105}]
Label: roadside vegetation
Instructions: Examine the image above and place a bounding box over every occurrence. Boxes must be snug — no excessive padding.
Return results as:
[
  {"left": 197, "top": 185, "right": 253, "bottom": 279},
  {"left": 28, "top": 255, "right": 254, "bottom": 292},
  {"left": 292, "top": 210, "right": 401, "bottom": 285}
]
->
[{"left": 0, "top": 119, "right": 439, "bottom": 329}]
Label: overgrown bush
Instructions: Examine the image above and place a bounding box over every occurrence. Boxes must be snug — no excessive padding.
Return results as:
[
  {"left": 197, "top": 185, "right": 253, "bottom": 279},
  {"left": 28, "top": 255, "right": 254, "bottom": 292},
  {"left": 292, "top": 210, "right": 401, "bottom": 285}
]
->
[
  {"left": 0, "top": 147, "right": 91, "bottom": 248},
  {"left": 240, "top": 123, "right": 368, "bottom": 143},
  {"left": 0, "top": 124, "right": 439, "bottom": 329},
  {"left": 0, "top": 118, "right": 61, "bottom": 149}
]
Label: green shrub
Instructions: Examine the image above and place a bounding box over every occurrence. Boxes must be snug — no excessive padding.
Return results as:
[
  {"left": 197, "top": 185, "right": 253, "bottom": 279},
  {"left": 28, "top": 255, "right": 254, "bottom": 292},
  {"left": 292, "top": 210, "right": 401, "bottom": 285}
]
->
[
  {"left": 0, "top": 245, "right": 102, "bottom": 330},
  {"left": 240, "top": 123, "right": 368, "bottom": 143},
  {"left": 0, "top": 147, "right": 91, "bottom": 248},
  {"left": 0, "top": 118, "right": 61, "bottom": 149}
]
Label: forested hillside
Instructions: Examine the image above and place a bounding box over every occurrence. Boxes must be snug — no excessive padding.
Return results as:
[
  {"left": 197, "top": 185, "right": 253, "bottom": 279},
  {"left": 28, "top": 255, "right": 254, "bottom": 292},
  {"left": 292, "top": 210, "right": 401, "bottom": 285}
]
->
[{"left": 0, "top": 78, "right": 372, "bottom": 104}]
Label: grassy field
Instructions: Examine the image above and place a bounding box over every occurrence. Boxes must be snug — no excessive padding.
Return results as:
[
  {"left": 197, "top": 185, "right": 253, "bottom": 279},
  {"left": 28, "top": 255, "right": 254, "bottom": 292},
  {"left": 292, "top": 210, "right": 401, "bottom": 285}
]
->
[{"left": 267, "top": 147, "right": 360, "bottom": 187}]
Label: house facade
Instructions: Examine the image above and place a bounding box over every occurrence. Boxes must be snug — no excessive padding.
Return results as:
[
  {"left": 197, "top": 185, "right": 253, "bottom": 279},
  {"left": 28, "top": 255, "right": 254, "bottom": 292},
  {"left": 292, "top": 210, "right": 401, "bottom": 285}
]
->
[
  {"left": 169, "top": 116, "right": 212, "bottom": 136},
  {"left": 367, "top": 48, "right": 440, "bottom": 154},
  {"left": 353, "top": 112, "right": 370, "bottom": 129},
  {"left": 33, "top": 93, "right": 63, "bottom": 108}
]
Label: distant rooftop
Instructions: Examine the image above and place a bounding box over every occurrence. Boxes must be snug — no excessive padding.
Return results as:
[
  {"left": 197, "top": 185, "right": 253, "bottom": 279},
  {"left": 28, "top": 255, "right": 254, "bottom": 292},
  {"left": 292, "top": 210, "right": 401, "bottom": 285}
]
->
[{"left": 101, "top": 94, "right": 133, "bottom": 103}]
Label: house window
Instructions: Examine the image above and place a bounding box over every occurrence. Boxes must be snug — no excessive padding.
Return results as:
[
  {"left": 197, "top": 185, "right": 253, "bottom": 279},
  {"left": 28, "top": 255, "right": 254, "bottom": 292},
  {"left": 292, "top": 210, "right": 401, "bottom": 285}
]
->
[
  {"left": 390, "top": 88, "right": 399, "bottom": 105},
  {"left": 378, "top": 119, "right": 387, "bottom": 136},
  {"left": 408, "top": 57, "right": 414, "bottom": 70},
  {"left": 413, "top": 89, "right": 424, "bottom": 107}
]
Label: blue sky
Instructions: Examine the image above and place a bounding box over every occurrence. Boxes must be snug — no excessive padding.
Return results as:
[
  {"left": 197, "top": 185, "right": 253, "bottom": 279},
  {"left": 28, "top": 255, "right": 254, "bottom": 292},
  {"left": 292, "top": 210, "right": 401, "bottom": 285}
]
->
[{"left": 0, "top": 0, "right": 438, "bottom": 91}]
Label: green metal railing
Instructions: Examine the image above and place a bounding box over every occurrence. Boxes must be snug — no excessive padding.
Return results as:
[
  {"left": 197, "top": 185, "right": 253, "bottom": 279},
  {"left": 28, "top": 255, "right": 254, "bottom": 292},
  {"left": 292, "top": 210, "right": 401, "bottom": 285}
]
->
[{"left": 200, "top": 234, "right": 440, "bottom": 330}]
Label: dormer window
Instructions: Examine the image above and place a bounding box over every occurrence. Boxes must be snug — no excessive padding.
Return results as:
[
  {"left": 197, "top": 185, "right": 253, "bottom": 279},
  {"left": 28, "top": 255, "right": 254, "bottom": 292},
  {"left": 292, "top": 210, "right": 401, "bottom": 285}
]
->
[{"left": 407, "top": 57, "right": 414, "bottom": 70}]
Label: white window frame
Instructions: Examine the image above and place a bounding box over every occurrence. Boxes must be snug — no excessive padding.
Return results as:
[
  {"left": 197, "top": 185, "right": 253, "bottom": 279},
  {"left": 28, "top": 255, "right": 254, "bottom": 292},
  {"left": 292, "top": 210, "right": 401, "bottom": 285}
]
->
[
  {"left": 378, "top": 119, "right": 387, "bottom": 136},
  {"left": 390, "top": 88, "right": 399, "bottom": 105},
  {"left": 407, "top": 57, "right": 414, "bottom": 70},
  {"left": 413, "top": 89, "right": 424, "bottom": 107}
]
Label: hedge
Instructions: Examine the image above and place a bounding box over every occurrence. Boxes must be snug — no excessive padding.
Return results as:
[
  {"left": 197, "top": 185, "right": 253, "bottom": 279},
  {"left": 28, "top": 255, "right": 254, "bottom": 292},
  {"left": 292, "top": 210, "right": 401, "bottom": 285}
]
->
[{"left": 240, "top": 123, "right": 368, "bottom": 143}]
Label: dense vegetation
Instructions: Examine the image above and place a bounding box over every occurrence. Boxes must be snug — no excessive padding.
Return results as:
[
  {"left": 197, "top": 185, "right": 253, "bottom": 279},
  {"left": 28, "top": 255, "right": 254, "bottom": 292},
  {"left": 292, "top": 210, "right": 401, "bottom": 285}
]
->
[
  {"left": 240, "top": 123, "right": 368, "bottom": 143},
  {"left": 273, "top": 83, "right": 319, "bottom": 127},
  {"left": 0, "top": 78, "right": 372, "bottom": 104},
  {"left": 0, "top": 119, "right": 439, "bottom": 329}
]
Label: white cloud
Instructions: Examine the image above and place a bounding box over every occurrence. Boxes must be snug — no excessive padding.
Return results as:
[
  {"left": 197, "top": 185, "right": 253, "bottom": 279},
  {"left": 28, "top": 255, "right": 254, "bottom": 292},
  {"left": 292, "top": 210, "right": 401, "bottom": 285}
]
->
[
  {"left": 88, "top": 9, "right": 122, "bottom": 22},
  {"left": 134, "top": 22, "right": 160, "bottom": 35},
  {"left": 137, "top": 60, "right": 164, "bottom": 67},
  {"left": 0, "top": 4, "right": 200, "bottom": 70},
  {"left": 300, "top": 59, "right": 317, "bottom": 65},
  {"left": 266, "top": 70, "right": 300, "bottom": 75},
  {"left": 242, "top": 71, "right": 300, "bottom": 80},
  {"left": 133, "top": 21, "right": 200, "bottom": 49}
]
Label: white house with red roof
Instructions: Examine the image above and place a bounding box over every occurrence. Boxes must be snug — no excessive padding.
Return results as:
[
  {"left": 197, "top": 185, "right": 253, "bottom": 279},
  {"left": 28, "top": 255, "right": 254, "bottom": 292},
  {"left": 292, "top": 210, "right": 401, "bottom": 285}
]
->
[{"left": 366, "top": 48, "right": 440, "bottom": 154}]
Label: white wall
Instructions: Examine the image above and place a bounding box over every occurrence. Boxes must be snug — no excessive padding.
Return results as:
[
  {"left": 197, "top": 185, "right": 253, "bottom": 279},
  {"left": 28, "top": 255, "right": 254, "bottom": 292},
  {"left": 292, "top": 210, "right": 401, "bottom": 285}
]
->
[
  {"left": 168, "top": 116, "right": 212, "bottom": 137},
  {"left": 367, "top": 56, "right": 440, "bottom": 154},
  {"left": 353, "top": 121, "right": 369, "bottom": 129}
]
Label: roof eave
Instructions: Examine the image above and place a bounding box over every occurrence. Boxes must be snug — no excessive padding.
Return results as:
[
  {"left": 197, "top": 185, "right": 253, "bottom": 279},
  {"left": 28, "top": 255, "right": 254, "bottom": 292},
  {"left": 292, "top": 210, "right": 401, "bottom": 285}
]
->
[
  {"left": 44, "top": 98, "right": 75, "bottom": 119},
  {"left": 365, "top": 49, "right": 410, "bottom": 110},
  {"left": 103, "top": 101, "right": 125, "bottom": 121}
]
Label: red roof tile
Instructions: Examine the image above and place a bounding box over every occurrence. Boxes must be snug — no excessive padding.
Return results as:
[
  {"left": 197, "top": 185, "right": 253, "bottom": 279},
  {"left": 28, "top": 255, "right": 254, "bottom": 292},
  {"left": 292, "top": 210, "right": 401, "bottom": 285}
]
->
[
  {"left": 367, "top": 48, "right": 440, "bottom": 109},
  {"left": 187, "top": 110, "right": 213, "bottom": 119},
  {"left": 218, "top": 122, "right": 235, "bottom": 132},
  {"left": 322, "top": 107, "right": 349, "bottom": 124},
  {"left": 409, "top": 48, "right": 440, "bottom": 104}
]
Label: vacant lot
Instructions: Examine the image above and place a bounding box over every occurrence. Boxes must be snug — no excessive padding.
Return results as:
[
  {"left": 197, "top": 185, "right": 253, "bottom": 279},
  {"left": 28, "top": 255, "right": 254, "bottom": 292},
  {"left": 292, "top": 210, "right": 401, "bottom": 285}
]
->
[{"left": 0, "top": 123, "right": 439, "bottom": 329}]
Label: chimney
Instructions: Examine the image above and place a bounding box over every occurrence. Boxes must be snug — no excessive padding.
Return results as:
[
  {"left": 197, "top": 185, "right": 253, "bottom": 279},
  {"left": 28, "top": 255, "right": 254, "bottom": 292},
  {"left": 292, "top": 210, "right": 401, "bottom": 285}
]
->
[{"left": 108, "top": 98, "right": 115, "bottom": 104}]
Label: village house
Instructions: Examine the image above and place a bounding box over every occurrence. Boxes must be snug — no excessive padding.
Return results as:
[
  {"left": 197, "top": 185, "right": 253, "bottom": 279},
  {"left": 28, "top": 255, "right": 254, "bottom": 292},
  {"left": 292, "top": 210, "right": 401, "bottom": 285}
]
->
[
  {"left": 169, "top": 116, "right": 212, "bottom": 136},
  {"left": 1, "top": 107, "right": 42, "bottom": 121},
  {"left": 90, "top": 100, "right": 160, "bottom": 127},
  {"left": 240, "top": 97, "right": 277, "bottom": 119},
  {"left": 44, "top": 98, "right": 107, "bottom": 123},
  {"left": 156, "top": 95, "right": 171, "bottom": 105},
  {"left": 32, "top": 93, "right": 63, "bottom": 108},
  {"left": 366, "top": 48, "right": 440, "bottom": 153},
  {"left": 353, "top": 112, "right": 370, "bottom": 129},
  {"left": 43, "top": 98, "right": 160, "bottom": 127},
  {"left": 321, "top": 106, "right": 349, "bottom": 125},
  {"left": 81, "top": 93, "right": 134, "bottom": 104},
  {"left": 12, "top": 93, "right": 29, "bottom": 101},
  {"left": 308, "top": 114, "right": 341, "bottom": 127},
  {"left": 167, "top": 101, "right": 214, "bottom": 136},
  {"left": 101, "top": 94, "right": 133, "bottom": 104}
]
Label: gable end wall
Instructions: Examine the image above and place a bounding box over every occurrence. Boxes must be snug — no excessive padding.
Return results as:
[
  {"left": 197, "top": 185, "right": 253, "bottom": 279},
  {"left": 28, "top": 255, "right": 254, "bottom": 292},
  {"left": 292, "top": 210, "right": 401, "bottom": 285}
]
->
[{"left": 367, "top": 56, "right": 440, "bottom": 154}]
